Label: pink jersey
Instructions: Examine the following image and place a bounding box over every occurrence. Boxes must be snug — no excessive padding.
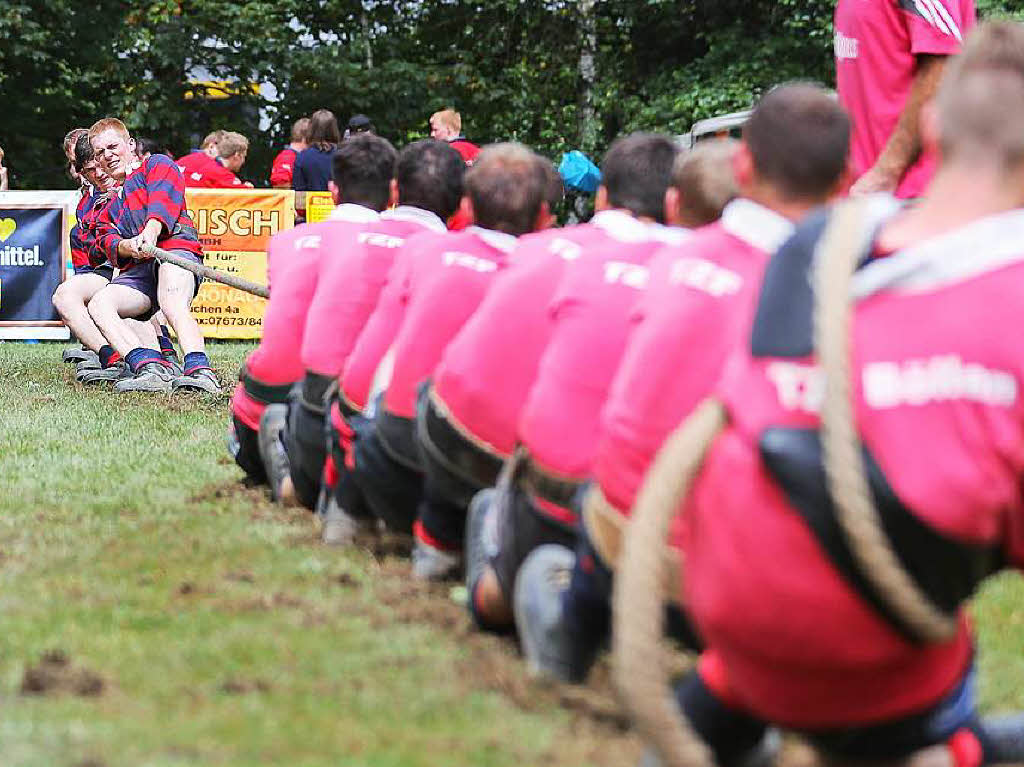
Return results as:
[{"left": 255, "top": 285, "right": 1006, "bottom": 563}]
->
[
  {"left": 300, "top": 207, "right": 447, "bottom": 378},
  {"left": 835, "top": 0, "right": 974, "bottom": 198},
  {"left": 595, "top": 200, "right": 795, "bottom": 514},
  {"left": 433, "top": 210, "right": 664, "bottom": 457},
  {"left": 684, "top": 205, "right": 1024, "bottom": 727},
  {"left": 518, "top": 225, "right": 688, "bottom": 483},
  {"left": 383, "top": 227, "right": 518, "bottom": 419},
  {"left": 230, "top": 204, "right": 381, "bottom": 430}
]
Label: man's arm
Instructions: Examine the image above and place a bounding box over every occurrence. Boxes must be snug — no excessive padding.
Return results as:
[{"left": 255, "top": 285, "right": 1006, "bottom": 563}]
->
[{"left": 851, "top": 54, "right": 947, "bottom": 196}]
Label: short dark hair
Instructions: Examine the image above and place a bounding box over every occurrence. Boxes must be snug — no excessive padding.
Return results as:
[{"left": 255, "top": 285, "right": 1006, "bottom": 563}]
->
[
  {"left": 601, "top": 133, "right": 681, "bottom": 223},
  {"left": 73, "top": 133, "right": 95, "bottom": 173},
  {"left": 136, "top": 137, "right": 169, "bottom": 158},
  {"left": 395, "top": 139, "right": 466, "bottom": 221},
  {"left": 348, "top": 114, "right": 375, "bottom": 134},
  {"left": 332, "top": 133, "right": 397, "bottom": 211},
  {"left": 540, "top": 155, "right": 564, "bottom": 211},
  {"left": 308, "top": 109, "right": 341, "bottom": 151},
  {"left": 744, "top": 83, "right": 850, "bottom": 202},
  {"left": 465, "top": 143, "right": 548, "bottom": 236}
]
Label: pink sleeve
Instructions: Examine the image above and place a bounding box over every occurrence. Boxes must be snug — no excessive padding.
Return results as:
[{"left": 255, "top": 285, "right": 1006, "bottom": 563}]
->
[{"left": 902, "top": 0, "right": 975, "bottom": 56}]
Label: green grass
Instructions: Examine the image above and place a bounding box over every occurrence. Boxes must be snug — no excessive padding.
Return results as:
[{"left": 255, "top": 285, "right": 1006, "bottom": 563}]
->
[
  {"left": 0, "top": 342, "right": 636, "bottom": 767},
  {"left": 0, "top": 342, "right": 1022, "bottom": 767}
]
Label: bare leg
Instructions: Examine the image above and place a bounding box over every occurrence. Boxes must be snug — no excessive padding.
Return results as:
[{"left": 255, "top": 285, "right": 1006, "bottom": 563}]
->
[
  {"left": 52, "top": 273, "right": 110, "bottom": 351},
  {"left": 157, "top": 263, "right": 204, "bottom": 355},
  {"left": 87, "top": 285, "right": 152, "bottom": 357},
  {"left": 127, "top": 317, "right": 159, "bottom": 350}
]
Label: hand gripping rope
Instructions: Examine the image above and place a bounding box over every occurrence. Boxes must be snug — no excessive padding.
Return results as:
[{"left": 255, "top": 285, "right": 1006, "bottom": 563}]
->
[
  {"left": 140, "top": 244, "right": 270, "bottom": 299},
  {"left": 612, "top": 198, "right": 958, "bottom": 767}
]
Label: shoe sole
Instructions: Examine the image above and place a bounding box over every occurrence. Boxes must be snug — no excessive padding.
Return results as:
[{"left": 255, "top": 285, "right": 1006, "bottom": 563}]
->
[{"left": 512, "top": 544, "right": 578, "bottom": 683}]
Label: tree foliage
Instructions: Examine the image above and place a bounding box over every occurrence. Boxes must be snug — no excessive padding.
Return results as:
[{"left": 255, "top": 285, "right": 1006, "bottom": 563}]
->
[{"left": 2, "top": 0, "right": 1021, "bottom": 189}]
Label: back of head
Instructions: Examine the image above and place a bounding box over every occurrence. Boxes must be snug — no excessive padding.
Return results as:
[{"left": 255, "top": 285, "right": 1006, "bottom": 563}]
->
[
  {"left": 74, "top": 133, "right": 95, "bottom": 173},
  {"left": 395, "top": 138, "right": 466, "bottom": 221},
  {"left": 347, "top": 114, "right": 375, "bottom": 136},
  {"left": 201, "top": 130, "right": 225, "bottom": 151},
  {"left": 672, "top": 139, "right": 740, "bottom": 227},
  {"left": 431, "top": 108, "right": 461, "bottom": 135},
  {"left": 332, "top": 133, "right": 397, "bottom": 211},
  {"left": 601, "top": 133, "right": 682, "bottom": 223},
  {"left": 136, "top": 137, "right": 167, "bottom": 158},
  {"left": 64, "top": 128, "right": 88, "bottom": 155},
  {"left": 218, "top": 131, "right": 249, "bottom": 159},
  {"left": 309, "top": 109, "right": 341, "bottom": 151},
  {"left": 465, "top": 143, "right": 548, "bottom": 236},
  {"left": 744, "top": 83, "right": 850, "bottom": 203},
  {"left": 291, "top": 117, "right": 311, "bottom": 144},
  {"left": 936, "top": 21, "right": 1024, "bottom": 170}
]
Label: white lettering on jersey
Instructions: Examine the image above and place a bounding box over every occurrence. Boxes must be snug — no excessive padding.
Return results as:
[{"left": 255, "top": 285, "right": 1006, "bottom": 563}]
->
[
  {"left": 548, "top": 238, "right": 582, "bottom": 261},
  {"left": 294, "top": 235, "right": 321, "bottom": 250},
  {"left": 834, "top": 29, "right": 859, "bottom": 60},
  {"left": 603, "top": 261, "right": 649, "bottom": 289},
  {"left": 190, "top": 172, "right": 203, "bottom": 182},
  {"left": 669, "top": 257, "right": 743, "bottom": 297},
  {"left": 358, "top": 232, "right": 405, "bottom": 249},
  {"left": 443, "top": 251, "right": 497, "bottom": 272},
  {"left": 863, "top": 355, "right": 1017, "bottom": 409},
  {"left": 767, "top": 361, "right": 825, "bottom": 413}
]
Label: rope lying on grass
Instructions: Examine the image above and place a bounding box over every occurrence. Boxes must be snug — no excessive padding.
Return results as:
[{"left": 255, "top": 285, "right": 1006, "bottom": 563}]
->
[
  {"left": 140, "top": 244, "right": 270, "bottom": 299},
  {"left": 612, "top": 198, "right": 957, "bottom": 767}
]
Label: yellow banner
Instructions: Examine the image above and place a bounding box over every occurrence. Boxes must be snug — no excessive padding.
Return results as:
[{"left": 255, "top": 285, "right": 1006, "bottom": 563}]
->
[
  {"left": 186, "top": 188, "right": 295, "bottom": 339},
  {"left": 305, "top": 191, "right": 336, "bottom": 223}
]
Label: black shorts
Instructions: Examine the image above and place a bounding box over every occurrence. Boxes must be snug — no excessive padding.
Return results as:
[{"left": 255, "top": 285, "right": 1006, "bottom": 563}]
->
[
  {"left": 229, "top": 416, "right": 265, "bottom": 484},
  {"left": 284, "top": 389, "right": 328, "bottom": 511},
  {"left": 351, "top": 414, "right": 423, "bottom": 534}
]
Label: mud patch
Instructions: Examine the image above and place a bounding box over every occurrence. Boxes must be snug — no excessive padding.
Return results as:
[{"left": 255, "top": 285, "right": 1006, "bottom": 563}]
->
[
  {"left": 224, "top": 570, "right": 256, "bottom": 583},
  {"left": 20, "top": 650, "right": 106, "bottom": 698},
  {"left": 220, "top": 677, "right": 271, "bottom": 695}
]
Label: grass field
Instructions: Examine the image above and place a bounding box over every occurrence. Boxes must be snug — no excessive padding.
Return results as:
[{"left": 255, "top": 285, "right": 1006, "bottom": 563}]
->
[{"left": 1, "top": 341, "right": 1022, "bottom": 767}]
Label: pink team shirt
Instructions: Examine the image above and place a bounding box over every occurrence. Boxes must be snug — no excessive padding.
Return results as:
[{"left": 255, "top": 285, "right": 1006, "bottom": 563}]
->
[
  {"left": 595, "top": 200, "right": 795, "bottom": 515},
  {"left": 835, "top": 0, "right": 974, "bottom": 198},
  {"left": 518, "top": 224, "right": 688, "bottom": 483},
  {"left": 433, "top": 210, "right": 664, "bottom": 458},
  {"left": 230, "top": 204, "right": 381, "bottom": 430},
  {"left": 300, "top": 207, "right": 447, "bottom": 377},
  {"left": 383, "top": 227, "right": 518, "bottom": 419},
  {"left": 684, "top": 206, "right": 1024, "bottom": 727}
]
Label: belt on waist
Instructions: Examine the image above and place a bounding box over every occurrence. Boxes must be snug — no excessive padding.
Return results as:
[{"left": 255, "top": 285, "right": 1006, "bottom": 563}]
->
[
  {"left": 375, "top": 409, "right": 422, "bottom": 471},
  {"left": 241, "top": 366, "right": 294, "bottom": 406},
  {"left": 420, "top": 388, "right": 505, "bottom": 489},
  {"left": 300, "top": 372, "right": 335, "bottom": 415},
  {"left": 519, "top": 456, "right": 583, "bottom": 518}
]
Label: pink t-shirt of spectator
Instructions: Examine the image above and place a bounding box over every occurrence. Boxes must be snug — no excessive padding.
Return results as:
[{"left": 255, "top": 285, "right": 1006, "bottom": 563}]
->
[
  {"left": 383, "top": 226, "right": 518, "bottom": 420},
  {"left": 517, "top": 224, "right": 689, "bottom": 482},
  {"left": 230, "top": 204, "right": 381, "bottom": 430},
  {"left": 432, "top": 209, "right": 663, "bottom": 458},
  {"left": 594, "top": 199, "right": 795, "bottom": 514},
  {"left": 300, "top": 206, "right": 447, "bottom": 378},
  {"left": 834, "top": 0, "right": 974, "bottom": 198}
]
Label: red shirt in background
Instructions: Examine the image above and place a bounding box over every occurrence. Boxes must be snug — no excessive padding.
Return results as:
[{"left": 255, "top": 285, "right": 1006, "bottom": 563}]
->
[
  {"left": 270, "top": 147, "right": 298, "bottom": 188},
  {"left": 176, "top": 151, "right": 247, "bottom": 189}
]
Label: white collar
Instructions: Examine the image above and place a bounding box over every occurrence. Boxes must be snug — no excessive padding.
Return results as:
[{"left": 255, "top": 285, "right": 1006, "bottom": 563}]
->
[
  {"left": 589, "top": 208, "right": 690, "bottom": 245},
  {"left": 720, "top": 198, "right": 795, "bottom": 254},
  {"left": 466, "top": 225, "right": 517, "bottom": 253},
  {"left": 852, "top": 204, "right": 1024, "bottom": 299},
  {"left": 328, "top": 203, "right": 381, "bottom": 223},
  {"left": 381, "top": 205, "right": 447, "bottom": 233}
]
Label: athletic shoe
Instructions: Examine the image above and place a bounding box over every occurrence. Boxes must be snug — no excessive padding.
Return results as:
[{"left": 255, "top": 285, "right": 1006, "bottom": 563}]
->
[
  {"left": 78, "top": 361, "right": 130, "bottom": 385},
  {"left": 465, "top": 489, "right": 497, "bottom": 594},
  {"left": 171, "top": 367, "right": 221, "bottom": 394},
  {"left": 258, "top": 404, "right": 291, "bottom": 502},
  {"left": 115, "top": 362, "right": 175, "bottom": 393},
  {"left": 75, "top": 356, "right": 102, "bottom": 374},
  {"left": 62, "top": 347, "right": 93, "bottom": 364},
  {"left": 513, "top": 544, "right": 589, "bottom": 683},
  {"left": 411, "top": 538, "right": 461, "bottom": 581},
  {"left": 320, "top": 496, "right": 375, "bottom": 546},
  {"left": 984, "top": 713, "right": 1024, "bottom": 763}
]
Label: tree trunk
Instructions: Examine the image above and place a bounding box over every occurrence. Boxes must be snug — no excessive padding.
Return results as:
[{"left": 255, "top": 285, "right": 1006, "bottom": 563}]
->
[{"left": 578, "top": 0, "right": 598, "bottom": 154}]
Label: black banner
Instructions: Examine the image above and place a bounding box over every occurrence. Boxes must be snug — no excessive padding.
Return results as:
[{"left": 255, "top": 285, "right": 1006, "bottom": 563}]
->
[{"left": 0, "top": 206, "right": 64, "bottom": 323}]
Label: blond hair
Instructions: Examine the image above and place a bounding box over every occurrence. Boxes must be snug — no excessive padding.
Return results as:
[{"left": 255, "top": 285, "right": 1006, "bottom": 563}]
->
[
  {"left": 201, "top": 130, "right": 225, "bottom": 150},
  {"left": 88, "top": 117, "right": 130, "bottom": 140},
  {"left": 431, "top": 109, "right": 461, "bottom": 134},
  {"left": 671, "top": 139, "right": 739, "bottom": 227},
  {"left": 218, "top": 131, "right": 249, "bottom": 159}
]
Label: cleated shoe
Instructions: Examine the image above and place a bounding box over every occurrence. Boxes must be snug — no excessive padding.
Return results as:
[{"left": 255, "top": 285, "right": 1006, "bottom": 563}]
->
[
  {"left": 75, "top": 356, "right": 102, "bottom": 375},
  {"left": 78, "top": 361, "right": 130, "bottom": 385},
  {"left": 115, "top": 362, "right": 175, "bottom": 393},
  {"left": 514, "top": 544, "right": 589, "bottom": 684},
  {"left": 321, "top": 496, "right": 375, "bottom": 546},
  {"left": 411, "top": 537, "right": 461, "bottom": 581},
  {"left": 171, "top": 367, "right": 221, "bottom": 394},
  {"left": 258, "top": 404, "right": 291, "bottom": 502},
  {"left": 62, "top": 346, "right": 94, "bottom": 364},
  {"left": 465, "top": 489, "right": 498, "bottom": 594}
]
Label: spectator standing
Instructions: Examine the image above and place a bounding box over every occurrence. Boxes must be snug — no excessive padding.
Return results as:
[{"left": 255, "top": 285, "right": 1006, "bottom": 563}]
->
[
  {"left": 430, "top": 109, "right": 480, "bottom": 165},
  {"left": 293, "top": 109, "right": 341, "bottom": 218},
  {"left": 176, "top": 131, "right": 251, "bottom": 189},
  {"left": 345, "top": 114, "right": 375, "bottom": 138},
  {"left": 270, "top": 117, "right": 310, "bottom": 189},
  {"left": 835, "top": 0, "right": 975, "bottom": 197}
]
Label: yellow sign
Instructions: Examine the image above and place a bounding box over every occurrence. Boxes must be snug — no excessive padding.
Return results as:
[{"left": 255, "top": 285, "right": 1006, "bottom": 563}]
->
[
  {"left": 305, "top": 191, "right": 335, "bottom": 223},
  {"left": 186, "top": 188, "right": 295, "bottom": 339}
]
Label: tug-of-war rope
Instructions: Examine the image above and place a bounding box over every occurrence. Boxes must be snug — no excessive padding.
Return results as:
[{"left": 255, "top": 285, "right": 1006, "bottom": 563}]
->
[
  {"left": 141, "top": 244, "right": 270, "bottom": 299},
  {"left": 612, "top": 198, "right": 959, "bottom": 767}
]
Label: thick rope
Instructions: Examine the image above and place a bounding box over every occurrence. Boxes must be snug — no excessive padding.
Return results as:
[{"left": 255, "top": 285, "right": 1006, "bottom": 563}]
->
[
  {"left": 612, "top": 398, "right": 726, "bottom": 767},
  {"left": 140, "top": 244, "right": 270, "bottom": 299},
  {"left": 814, "top": 198, "right": 958, "bottom": 643}
]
